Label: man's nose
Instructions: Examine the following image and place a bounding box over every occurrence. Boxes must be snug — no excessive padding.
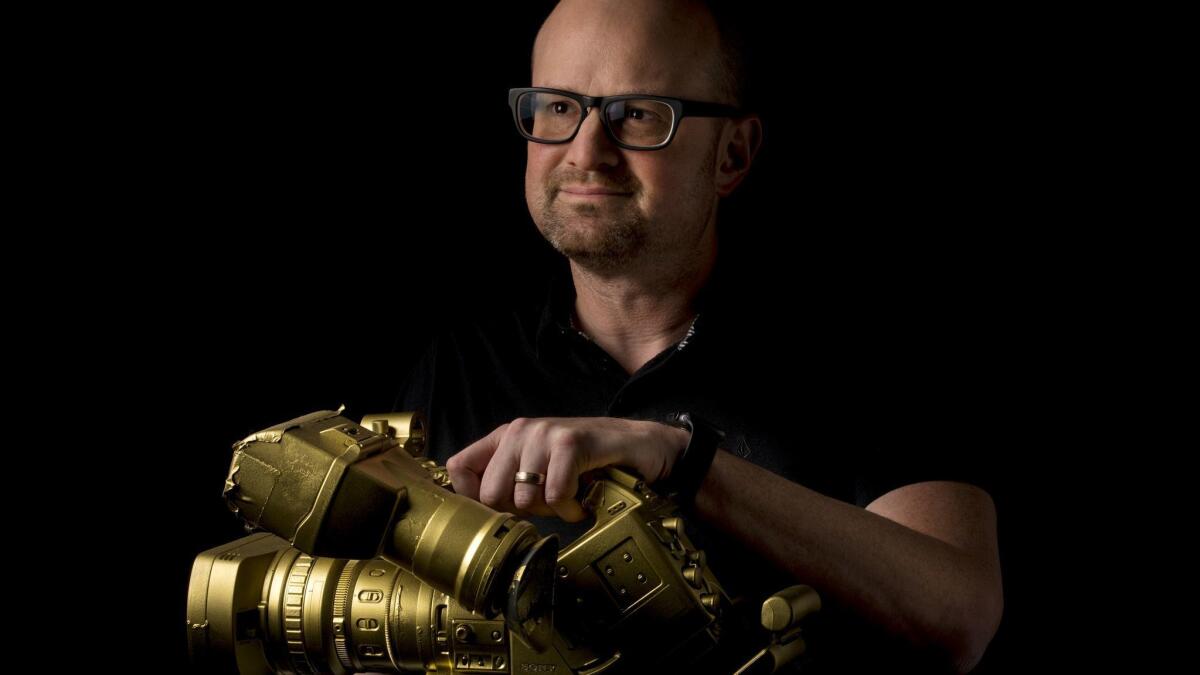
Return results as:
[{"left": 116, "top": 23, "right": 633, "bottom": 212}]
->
[{"left": 564, "top": 107, "right": 621, "bottom": 169}]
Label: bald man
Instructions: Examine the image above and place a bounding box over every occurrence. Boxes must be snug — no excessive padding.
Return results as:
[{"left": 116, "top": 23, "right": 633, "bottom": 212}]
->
[{"left": 396, "top": 2, "right": 1003, "bottom": 672}]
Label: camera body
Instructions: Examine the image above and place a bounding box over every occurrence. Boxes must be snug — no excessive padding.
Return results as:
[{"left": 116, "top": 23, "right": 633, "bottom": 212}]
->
[{"left": 187, "top": 411, "right": 817, "bottom": 674}]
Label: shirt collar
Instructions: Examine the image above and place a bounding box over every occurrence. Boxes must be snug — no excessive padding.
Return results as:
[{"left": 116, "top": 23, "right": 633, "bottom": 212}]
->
[{"left": 533, "top": 254, "right": 734, "bottom": 361}]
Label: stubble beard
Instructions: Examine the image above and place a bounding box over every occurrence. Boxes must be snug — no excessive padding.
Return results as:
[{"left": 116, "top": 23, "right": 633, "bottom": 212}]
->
[
  {"left": 531, "top": 137, "right": 720, "bottom": 275},
  {"left": 534, "top": 188, "right": 649, "bottom": 274}
]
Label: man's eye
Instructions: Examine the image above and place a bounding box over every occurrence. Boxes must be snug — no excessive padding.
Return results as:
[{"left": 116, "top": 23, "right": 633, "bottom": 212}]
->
[
  {"left": 626, "top": 108, "right": 656, "bottom": 121},
  {"left": 550, "top": 102, "right": 572, "bottom": 115}
]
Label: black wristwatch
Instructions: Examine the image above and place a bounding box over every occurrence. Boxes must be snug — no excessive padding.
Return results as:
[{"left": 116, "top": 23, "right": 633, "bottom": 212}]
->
[{"left": 658, "top": 412, "right": 725, "bottom": 506}]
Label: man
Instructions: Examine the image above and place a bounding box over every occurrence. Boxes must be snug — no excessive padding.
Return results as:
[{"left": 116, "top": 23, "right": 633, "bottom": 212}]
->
[{"left": 395, "top": 1, "right": 1003, "bottom": 672}]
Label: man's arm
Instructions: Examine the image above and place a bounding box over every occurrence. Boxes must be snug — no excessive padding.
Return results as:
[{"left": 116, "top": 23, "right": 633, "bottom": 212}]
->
[
  {"left": 447, "top": 417, "right": 1003, "bottom": 672},
  {"left": 695, "top": 448, "right": 1003, "bottom": 674}
]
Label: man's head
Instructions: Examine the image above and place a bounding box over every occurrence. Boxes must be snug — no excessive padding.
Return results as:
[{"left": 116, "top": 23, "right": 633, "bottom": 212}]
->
[{"left": 523, "top": 0, "right": 761, "bottom": 277}]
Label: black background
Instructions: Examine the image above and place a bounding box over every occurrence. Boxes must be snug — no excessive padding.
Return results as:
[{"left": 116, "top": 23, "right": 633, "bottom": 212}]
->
[{"left": 85, "top": 5, "right": 1089, "bottom": 671}]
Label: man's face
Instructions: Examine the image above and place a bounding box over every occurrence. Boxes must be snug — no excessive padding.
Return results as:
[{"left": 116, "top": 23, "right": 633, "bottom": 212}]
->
[{"left": 525, "top": 0, "right": 727, "bottom": 273}]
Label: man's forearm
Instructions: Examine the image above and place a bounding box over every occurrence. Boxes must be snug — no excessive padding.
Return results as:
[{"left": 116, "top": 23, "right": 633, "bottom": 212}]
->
[{"left": 693, "top": 449, "right": 997, "bottom": 671}]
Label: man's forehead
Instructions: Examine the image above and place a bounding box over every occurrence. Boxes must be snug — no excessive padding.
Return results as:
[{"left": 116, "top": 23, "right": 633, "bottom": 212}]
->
[
  {"left": 531, "top": 0, "right": 720, "bottom": 99},
  {"left": 533, "top": 68, "right": 683, "bottom": 98}
]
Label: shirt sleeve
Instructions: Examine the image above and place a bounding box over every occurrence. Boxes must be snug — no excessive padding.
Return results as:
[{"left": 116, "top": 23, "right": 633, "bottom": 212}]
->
[
  {"left": 392, "top": 337, "right": 439, "bottom": 443},
  {"left": 850, "top": 405, "right": 1001, "bottom": 509},
  {"left": 393, "top": 339, "right": 436, "bottom": 410},
  {"left": 391, "top": 333, "right": 489, "bottom": 465}
]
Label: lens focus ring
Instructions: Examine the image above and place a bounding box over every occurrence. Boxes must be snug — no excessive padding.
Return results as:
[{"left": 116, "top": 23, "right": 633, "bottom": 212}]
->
[
  {"left": 284, "top": 554, "right": 318, "bottom": 674},
  {"left": 333, "top": 560, "right": 359, "bottom": 670}
]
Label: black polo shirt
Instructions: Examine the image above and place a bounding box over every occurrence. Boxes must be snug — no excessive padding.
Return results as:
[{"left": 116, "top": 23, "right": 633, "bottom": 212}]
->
[{"left": 393, "top": 257, "right": 992, "bottom": 673}]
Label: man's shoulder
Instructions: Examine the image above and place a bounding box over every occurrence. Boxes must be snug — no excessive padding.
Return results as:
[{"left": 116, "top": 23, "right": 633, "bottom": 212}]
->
[{"left": 393, "top": 295, "right": 546, "bottom": 410}]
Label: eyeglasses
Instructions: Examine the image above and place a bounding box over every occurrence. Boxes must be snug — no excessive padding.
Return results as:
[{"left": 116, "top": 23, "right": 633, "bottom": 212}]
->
[{"left": 508, "top": 87, "right": 743, "bottom": 151}]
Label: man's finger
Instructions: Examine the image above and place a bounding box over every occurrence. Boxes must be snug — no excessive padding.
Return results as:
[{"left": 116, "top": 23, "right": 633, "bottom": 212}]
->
[
  {"left": 544, "top": 445, "right": 587, "bottom": 523},
  {"left": 478, "top": 431, "right": 522, "bottom": 513},
  {"left": 514, "top": 448, "right": 557, "bottom": 518},
  {"left": 447, "top": 425, "right": 506, "bottom": 500}
]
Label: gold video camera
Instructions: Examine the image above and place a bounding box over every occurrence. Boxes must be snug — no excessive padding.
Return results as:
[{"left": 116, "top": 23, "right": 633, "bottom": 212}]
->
[{"left": 187, "top": 410, "right": 819, "bottom": 674}]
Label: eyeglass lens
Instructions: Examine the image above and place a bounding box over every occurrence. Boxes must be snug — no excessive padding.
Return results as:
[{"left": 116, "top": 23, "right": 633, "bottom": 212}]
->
[{"left": 515, "top": 91, "right": 675, "bottom": 148}]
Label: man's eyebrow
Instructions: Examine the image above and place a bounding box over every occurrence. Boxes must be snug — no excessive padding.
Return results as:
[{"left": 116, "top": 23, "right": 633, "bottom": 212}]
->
[{"left": 538, "top": 84, "right": 649, "bottom": 96}]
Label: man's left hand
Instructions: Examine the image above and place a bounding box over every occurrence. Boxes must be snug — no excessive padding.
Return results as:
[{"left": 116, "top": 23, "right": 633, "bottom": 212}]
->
[{"left": 445, "top": 417, "right": 689, "bottom": 522}]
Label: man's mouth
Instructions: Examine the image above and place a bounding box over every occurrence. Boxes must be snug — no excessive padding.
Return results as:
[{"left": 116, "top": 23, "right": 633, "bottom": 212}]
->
[{"left": 558, "top": 186, "right": 632, "bottom": 200}]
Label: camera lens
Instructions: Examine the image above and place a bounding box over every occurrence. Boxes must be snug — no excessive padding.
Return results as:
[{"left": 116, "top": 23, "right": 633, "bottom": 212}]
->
[{"left": 188, "top": 533, "right": 515, "bottom": 674}]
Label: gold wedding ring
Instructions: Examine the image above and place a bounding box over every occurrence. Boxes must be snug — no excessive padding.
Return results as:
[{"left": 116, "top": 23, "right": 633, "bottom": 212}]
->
[{"left": 514, "top": 471, "right": 547, "bottom": 485}]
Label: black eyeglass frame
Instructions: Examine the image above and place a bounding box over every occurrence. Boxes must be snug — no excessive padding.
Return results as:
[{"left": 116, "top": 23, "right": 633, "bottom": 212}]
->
[{"left": 508, "top": 86, "right": 744, "bottom": 151}]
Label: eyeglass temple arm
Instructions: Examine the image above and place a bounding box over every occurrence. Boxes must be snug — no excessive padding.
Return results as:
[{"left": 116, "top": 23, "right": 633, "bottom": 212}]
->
[{"left": 680, "top": 100, "right": 745, "bottom": 118}]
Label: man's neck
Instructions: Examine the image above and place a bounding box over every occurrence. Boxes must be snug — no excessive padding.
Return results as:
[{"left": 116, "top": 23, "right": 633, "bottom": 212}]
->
[{"left": 568, "top": 248, "right": 715, "bottom": 376}]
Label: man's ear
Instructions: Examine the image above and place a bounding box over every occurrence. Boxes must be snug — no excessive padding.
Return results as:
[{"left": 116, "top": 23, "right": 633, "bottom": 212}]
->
[{"left": 714, "top": 114, "right": 764, "bottom": 198}]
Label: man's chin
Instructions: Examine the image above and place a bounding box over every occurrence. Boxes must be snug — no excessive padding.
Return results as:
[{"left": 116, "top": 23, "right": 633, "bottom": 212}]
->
[
  {"left": 546, "top": 232, "right": 644, "bottom": 271},
  {"left": 535, "top": 207, "right": 646, "bottom": 269},
  {"left": 555, "top": 202, "right": 611, "bottom": 220},
  {"left": 558, "top": 248, "right": 632, "bottom": 274}
]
